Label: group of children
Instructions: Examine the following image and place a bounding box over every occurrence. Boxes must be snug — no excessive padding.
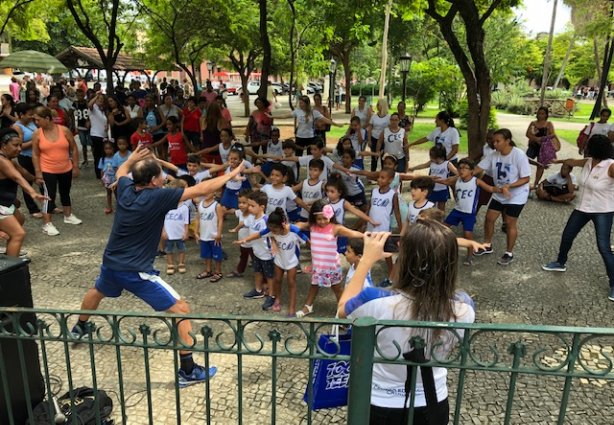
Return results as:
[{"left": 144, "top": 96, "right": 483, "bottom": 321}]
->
[{"left": 132, "top": 119, "right": 508, "bottom": 317}]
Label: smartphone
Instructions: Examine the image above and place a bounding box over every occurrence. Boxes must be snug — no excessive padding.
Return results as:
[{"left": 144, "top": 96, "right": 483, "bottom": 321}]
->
[{"left": 384, "top": 234, "right": 401, "bottom": 253}]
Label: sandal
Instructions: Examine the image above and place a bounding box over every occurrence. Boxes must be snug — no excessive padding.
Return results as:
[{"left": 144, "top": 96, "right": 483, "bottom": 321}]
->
[
  {"left": 209, "top": 273, "right": 223, "bottom": 283},
  {"left": 166, "top": 265, "right": 175, "bottom": 275},
  {"left": 178, "top": 264, "right": 186, "bottom": 274},
  {"left": 196, "top": 271, "right": 213, "bottom": 279},
  {"left": 31, "top": 212, "right": 43, "bottom": 219},
  {"left": 272, "top": 302, "right": 281, "bottom": 312},
  {"left": 295, "top": 304, "right": 313, "bottom": 318},
  {"left": 226, "top": 271, "right": 244, "bottom": 278}
]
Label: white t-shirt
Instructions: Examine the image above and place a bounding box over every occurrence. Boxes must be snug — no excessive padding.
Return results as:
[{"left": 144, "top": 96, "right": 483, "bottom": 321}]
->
[
  {"left": 382, "top": 127, "right": 406, "bottom": 159},
  {"left": 545, "top": 172, "right": 577, "bottom": 189},
  {"left": 342, "top": 167, "right": 365, "bottom": 197},
  {"left": 235, "top": 210, "right": 254, "bottom": 248},
  {"left": 177, "top": 169, "right": 211, "bottom": 183},
  {"left": 89, "top": 104, "right": 107, "bottom": 138},
  {"left": 293, "top": 109, "right": 323, "bottom": 138},
  {"left": 346, "top": 288, "right": 475, "bottom": 408},
  {"left": 349, "top": 128, "right": 368, "bottom": 152},
  {"left": 219, "top": 143, "right": 232, "bottom": 164},
  {"left": 261, "top": 184, "right": 297, "bottom": 214},
  {"left": 454, "top": 177, "right": 479, "bottom": 214},
  {"left": 584, "top": 122, "right": 612, "bottom": 138},
  {"left": 270, "top": 232, "right": 303, "bottom": 270},
  {"left": 352, "top": 106, "right": 370, "bottom": 128},
  {"left": 245, "top": 214, "right": 272, "bottom": 260},
  {"left": 407, "top": 200, "right": 434, "bottom": 224},
  {"left": 282, "top": 159, "right": 299, "bottom": 181},
  {"left": 427, "top": 127, "right": 460, "bottom": 161},
  {"left": 225, "top": 162, "right": 252, "bottom": 191},
  {"left": 198, "top": 200, "right": 220, "bottom": 241},
  {"left": 370, "top": 114, "right": 390, "bottom": 140},
  {"left": 300, "top": 179, "right": 324, "bottom": 218},
  {"left": 299, "top": 155, "right": 335, "bottom": 181},
  {"left": 330, "top": 198, "right": 345, "bottom": 224},
  {"left": 164, "top": 204, "right": 190, "bottom": 240},
  {"left": 429, "top": 161, "right": 450, "bottom": 192},
  {"left": 477, "top": 147, "right": 531, "bottom": 205},
  {"left": 367, "top": 187, "right": 395, "bottom": 232},
  {"left": 345, "top": 264, "right": 373, "bottom": 289},
  {"left": 267, "top": 140, "right": 284, "bottom": 158}
]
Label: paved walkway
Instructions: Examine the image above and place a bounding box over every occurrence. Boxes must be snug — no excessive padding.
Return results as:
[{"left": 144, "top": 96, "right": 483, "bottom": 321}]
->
[{"left": 13, "top": 100, "right": 614, "bottom": 424}]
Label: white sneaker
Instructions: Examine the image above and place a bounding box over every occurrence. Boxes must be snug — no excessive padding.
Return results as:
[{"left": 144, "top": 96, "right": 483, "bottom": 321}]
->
[
  {"left": 42, "top": 222, "right": 60, "bottom": 236},
  {"left": 63, "top": 214, "right": 82, "bottom": 225}
]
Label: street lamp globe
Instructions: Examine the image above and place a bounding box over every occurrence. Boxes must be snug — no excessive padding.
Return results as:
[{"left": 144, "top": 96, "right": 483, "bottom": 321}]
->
[
  {"left": 329, "top": 58, "right": 337, "bottom": 74},
  {"left": 399, "top": 53, "right": 412, "bottom": 73}
]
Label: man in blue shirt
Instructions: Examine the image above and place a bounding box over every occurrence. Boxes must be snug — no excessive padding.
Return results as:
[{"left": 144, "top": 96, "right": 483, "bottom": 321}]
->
[{"left": 72, "top": 145, "right": 245, "bottom": 387}]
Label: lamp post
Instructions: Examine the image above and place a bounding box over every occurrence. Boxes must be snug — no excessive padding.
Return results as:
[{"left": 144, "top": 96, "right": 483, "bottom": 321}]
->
[
  {"left": 207, "top": 61, "right": 214, "bottom": 81},
  {"left": 399, "top": 53, "right": 412, "bottom": 102},
  {"left": 329, "top": 58, "right": 336, "bottom": 112}
]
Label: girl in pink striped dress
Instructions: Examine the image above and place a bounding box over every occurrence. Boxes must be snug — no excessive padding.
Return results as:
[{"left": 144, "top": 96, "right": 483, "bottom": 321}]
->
[{"left": 293, "top": 200, "right": 364, "bottom": 318}]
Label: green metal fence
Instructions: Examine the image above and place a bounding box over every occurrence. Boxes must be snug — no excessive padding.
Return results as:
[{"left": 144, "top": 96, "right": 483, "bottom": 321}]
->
[{"left": 1, "top": 307, "right": 614, "bottom": 425}]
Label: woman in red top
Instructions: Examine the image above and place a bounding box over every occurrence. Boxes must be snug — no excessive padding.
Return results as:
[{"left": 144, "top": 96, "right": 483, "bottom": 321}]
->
[
  {"left": 47, "top": 95, "right": 68, "bottom": 127},
  {"left": 181, "top": 97, "right": 202, "bottom": 150},
  {"left": 153, "top": 116, "right": 194, "bottom": 170},
  {"left": 31, "top": 106, "right": 81, "bottom": 236},
  {"left": 216, "top": 95, "right": 232, "bottom": 128},
  {"left": 245, "top": 97, "right": 273, "bottom": 154}
]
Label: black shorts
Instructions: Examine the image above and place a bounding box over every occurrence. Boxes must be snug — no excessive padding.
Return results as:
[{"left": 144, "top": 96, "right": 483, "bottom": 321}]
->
[
  {"left": 488, "top": 199, "right": 525, "bottom": 218},
  {"left": 542, "top": 183, "right": 570, "bottom": 197},
  {"left": 253, "top": 257, "right": 275, "bottom": 279},
  {"left": 346, "top": 191, "right": 367, "bottom": 207}
]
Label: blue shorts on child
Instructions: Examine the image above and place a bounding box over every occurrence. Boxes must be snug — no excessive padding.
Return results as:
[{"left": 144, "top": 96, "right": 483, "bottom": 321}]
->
[
  {"left": 220, "top": 188, "right": 240, "bottom": 209},
  {"left": 428, "top": 189, "right": 450, "bottom": 203},
  {"left": 95, "top": 265, "right": 179, "bottom": 311},
  {"left": 165, "top": 239, "right": 186, "bottom": 253},
  {"left": 200, "top": 240, "right": 223, "bottom": 261},
  {"left": 445, "top": 208, "right": 477, "bottom": 232}
]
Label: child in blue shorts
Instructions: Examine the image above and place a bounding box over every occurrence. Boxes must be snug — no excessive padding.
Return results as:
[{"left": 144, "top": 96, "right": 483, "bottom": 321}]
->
[
  {"left": 436, "top": 158, "right": 499, "bottom": 265},
  {"left": 196, "top": 191, "right": 225, "bottom": 282},
  {"left": 409, "top": 145, "right": 458, "bottom": 211}
]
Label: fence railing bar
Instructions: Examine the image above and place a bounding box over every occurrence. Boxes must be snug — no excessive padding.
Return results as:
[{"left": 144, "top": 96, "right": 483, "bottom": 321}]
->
[
  {"left": 0, "top": 333, "right": 16, "bottom": 425},
  {"left": 139, "top": 324, "right": 155, "bottom": 425},
  {"left": 557, "top": 333, "right": 580, "bottom": 425},
  {"left": 453, "top": 329, "right": 471, "bottom": 425},
  {"left": 503, "top": 341, "right": 526, "bottom": 425},
  {"left": 85, "top": 323, "right": 101, "bottom": 425},
  {"left": 59, "top": 313, "right": 78, "bottom": 425},
  {"left": 112, "top": 315, "right": 128, "bottom": 425}
]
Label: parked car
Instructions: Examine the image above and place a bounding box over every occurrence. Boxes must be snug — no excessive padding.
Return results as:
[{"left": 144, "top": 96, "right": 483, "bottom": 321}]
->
[
  {"left": 307, "top": 82, "right": 323, "bottom": 93},
  {"left": 271, "top": 82, "right": 284, "bottom": 96},
  {"left": 236, "top": 81, "right": 261, "bottom": 97},
  {"left": 223, "top": 81, "right": 240, "bottom": 95}
]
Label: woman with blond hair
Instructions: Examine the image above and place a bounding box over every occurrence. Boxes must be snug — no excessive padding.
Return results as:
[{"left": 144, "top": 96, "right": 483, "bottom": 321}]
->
[{"left": 367, "top": 98, "right": 390, "bottom": 172}]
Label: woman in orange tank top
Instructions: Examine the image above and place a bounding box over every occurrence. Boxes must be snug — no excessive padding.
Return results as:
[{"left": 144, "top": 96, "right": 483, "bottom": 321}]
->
[{"left": 32, "top": 106, "right": 82, "bottom": 236}]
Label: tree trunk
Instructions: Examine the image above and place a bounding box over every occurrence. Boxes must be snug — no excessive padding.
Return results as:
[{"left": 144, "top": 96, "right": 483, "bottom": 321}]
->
[
  {"left": 378, "top": 0, "right": 393, "bottom": 100},
  {"left": 257, "top": 0, "right": 271, "bottom": 100},
  {"left": 342, "top": 52, "right": 352, "bottom": 114},
  {"left": 287, "top": 0, "right": 296, "bottom": 110},
  {"left": 539, "top": 0, "right": 558, "bottom": 106},
  {"left": 105, "top": 62, "right": 114, "bottom": 94},
  {"left": 593, "top": 36, "right": 603, "bottom": 87},
  {"left": 553, "top": 34, "right": 576, "bottom": 89},
  {"left": 240, "top": 73, "right": 250, "bottom": 117}
]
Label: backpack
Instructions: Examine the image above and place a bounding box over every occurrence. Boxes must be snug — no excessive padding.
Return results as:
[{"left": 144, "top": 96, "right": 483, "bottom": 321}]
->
[
  {"left": 28, "top": 386, "right": 113, "bottom": 424},
  {"left": 576, "top": 123, "right": 594, "bottom": 155}
]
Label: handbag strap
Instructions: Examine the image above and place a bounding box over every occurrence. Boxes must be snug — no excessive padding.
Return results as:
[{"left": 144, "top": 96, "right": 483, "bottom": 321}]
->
[{"left": 402, "top": 347, "right": 438, "bottom": 424}]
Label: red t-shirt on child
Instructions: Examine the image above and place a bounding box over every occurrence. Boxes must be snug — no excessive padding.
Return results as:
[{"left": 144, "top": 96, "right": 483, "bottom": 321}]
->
[
  {"left": 130, "top": 131, "right": 153, "bottom": 150},
  {"left": 168, "top": 131, "right": 188, "bottom": 165}
]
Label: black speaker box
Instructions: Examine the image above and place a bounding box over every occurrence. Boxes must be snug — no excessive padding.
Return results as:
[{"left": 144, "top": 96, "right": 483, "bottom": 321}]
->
[{"left": 0, "top": 255, "right": 45, "bottom": 425}]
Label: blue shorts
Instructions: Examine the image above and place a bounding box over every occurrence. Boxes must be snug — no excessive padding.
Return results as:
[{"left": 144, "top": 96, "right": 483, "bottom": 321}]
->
[
  {"left": 337, "top": 236, "right": 348, "bottom": 254},
  {"left": 428, "top": 189, "right": 450, "bottom": 203},
  {"left": 261, "top": 161, "right": 274, "bottom": 177},
  {"left": 241, "top": 178, "right": 252, "bottom": 190},
  {"left": 253, "top": 256, "right": 275, "bottom": 279},
  {"left": 94, "top": 265, "right": 180, "bottom": 311},
  {"left": 200, "top": 240, "right": 223, "bottom": 261},
  {"left": 220, "top": 187, "right": 239, "bottom": 209},
  {"left": 445, "top": 209, "right": 477, "bottom": 232},
  {"left": 288, "top": 208, "right": 302, "bottom": 222},
  {"left": 165, "top": 239, "right": 186, "bottom": 253},
  {"left": 346, "top": 191, "right": 367, "bottom": 208}
]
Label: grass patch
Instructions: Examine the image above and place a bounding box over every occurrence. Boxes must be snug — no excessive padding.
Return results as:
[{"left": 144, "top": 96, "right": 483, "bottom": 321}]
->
[{"left": 556, "top": 129, "right": 580, "bottom": 146}]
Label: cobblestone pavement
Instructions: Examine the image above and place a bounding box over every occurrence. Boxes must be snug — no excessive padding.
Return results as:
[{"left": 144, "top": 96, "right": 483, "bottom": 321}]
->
[{"left": 13, "top": 109, "right": 614, "bottom": 424}]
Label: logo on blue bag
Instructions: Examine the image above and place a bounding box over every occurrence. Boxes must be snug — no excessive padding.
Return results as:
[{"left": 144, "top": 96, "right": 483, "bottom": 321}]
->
[{"left": 325, "top": 361, "right": 350, "bottom": 390}]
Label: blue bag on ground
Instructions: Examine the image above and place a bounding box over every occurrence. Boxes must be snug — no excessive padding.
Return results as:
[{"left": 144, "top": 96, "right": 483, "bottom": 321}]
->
[{"left": 303, "top": 327, "right": 352, "bottom": 410}]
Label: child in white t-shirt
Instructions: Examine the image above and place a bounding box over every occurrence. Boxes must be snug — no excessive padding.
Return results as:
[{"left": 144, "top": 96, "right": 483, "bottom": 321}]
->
[
  {"left": 163, "top": 179, "right": 190, "bottom": 275},
  {"left": 536, "top": 163, "right": 577, "bottom": 203},
  {"left": 228, "top": 190, "right": 255, "bottom": 277},
  {"left": 195, "top": 191, "right": 225, "bottom": 283},
  {"left": 344, "top": 239, "right": 373, "bottom": 288},
  {"left": 261, "top": 163, "right": 308, "bottom": 215}
]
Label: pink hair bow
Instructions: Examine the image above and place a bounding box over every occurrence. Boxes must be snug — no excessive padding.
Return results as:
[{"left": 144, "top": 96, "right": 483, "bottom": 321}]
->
[{"left": 322, "top": 204, "right": 334, "bottom": 220}]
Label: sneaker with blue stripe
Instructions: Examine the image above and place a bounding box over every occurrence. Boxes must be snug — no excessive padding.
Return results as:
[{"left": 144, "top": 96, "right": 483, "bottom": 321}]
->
[{"left": 177, "top": 364, "right": 217, "bottom": 388}]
